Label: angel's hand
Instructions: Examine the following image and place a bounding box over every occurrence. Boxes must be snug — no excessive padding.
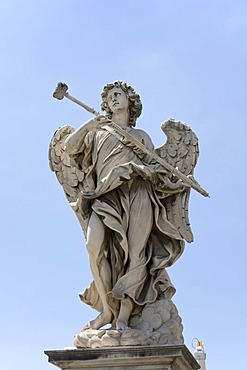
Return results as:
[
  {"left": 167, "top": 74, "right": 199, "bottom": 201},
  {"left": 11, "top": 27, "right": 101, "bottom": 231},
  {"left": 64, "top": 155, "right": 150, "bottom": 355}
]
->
[
  {"left": 181, "top": 174, "right": 198, "bottom": 189},
  {"left": 170, "top": 174, "right": 194, "bottom": 190},
  {"left": 157, "top": 175, "right": 184, "bottom": 191},
  {"left": 85, "top": 115, "right": 111, "bottom": 132},
  {"left": 166, "top": 178, "right": 185, "bottom": 190}
]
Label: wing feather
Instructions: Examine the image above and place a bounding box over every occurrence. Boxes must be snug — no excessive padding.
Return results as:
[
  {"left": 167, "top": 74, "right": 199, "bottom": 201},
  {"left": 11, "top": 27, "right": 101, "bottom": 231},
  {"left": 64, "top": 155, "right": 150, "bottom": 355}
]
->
[
  {"left": 155, "top": 119, "right": 199, "bottom": 243},
  {"left": 49, "top": 125, "right": 88, "bottom": 235}
]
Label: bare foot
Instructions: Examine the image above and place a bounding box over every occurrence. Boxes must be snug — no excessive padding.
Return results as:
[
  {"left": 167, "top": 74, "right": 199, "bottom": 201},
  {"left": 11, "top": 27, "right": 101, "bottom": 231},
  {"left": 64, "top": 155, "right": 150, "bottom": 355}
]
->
[
  {"left": 83, "top": 310, "right": 113, "bottom": 330},
  {"left": 116, "top": 297, "right": 133, "bottom": 331},
  {"left": 116, "top": 320, "right": 130, "bottom": 331}
]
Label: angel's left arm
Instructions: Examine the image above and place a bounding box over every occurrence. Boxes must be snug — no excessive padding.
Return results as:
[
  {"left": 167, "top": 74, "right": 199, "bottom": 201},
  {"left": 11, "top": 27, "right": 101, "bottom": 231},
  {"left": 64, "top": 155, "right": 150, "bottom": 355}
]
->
[{"left": 139, "top": 131, "right": 185, "bottom": 193}]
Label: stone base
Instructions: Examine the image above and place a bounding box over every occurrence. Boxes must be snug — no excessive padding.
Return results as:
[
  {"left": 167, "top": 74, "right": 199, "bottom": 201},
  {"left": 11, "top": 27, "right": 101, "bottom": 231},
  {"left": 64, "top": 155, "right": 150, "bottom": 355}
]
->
[
  {"left": 45, "top": 345, "right": 200, "bottom": 370},
  {"left": 74, "top": 299, "right": 184, "bottom": 348}
]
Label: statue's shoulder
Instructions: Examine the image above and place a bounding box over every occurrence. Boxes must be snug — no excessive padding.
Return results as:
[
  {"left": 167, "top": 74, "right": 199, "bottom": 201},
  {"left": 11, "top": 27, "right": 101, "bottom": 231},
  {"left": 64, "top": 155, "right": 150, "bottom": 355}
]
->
[
  {"left": 131, "top": 127, "right": 149, "bottom": 137},
  {"left": 132, "top": 127, "right": 153, "bottom": 146}
]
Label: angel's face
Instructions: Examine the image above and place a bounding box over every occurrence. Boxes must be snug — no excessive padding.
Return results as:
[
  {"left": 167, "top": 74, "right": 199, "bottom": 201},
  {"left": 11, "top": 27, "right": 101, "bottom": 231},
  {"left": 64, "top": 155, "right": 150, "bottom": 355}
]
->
[{"left": 107, "top": 87, "right": 129, "bottom": 113}]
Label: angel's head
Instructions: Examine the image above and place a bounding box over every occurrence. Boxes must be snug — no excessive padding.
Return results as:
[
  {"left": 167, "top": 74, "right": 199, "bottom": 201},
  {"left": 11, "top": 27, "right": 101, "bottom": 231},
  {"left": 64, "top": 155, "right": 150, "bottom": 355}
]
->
[{"left": 101, "top": 80, "right": 142, "bottom": 126}]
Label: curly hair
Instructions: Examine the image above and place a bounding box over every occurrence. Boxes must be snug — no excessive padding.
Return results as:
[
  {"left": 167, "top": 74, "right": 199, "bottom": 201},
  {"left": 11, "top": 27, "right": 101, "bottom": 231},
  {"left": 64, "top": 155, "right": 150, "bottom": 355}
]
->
[{"left": 100, "top": 81, "right": 142, "bottom": 126}]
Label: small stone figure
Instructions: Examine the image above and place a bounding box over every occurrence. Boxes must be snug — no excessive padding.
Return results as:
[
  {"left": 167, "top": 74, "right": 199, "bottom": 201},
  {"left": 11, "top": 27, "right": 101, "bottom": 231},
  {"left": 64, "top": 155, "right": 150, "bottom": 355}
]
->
[{"left": 49, "top": 80, "right": 204, "bottom": 347}]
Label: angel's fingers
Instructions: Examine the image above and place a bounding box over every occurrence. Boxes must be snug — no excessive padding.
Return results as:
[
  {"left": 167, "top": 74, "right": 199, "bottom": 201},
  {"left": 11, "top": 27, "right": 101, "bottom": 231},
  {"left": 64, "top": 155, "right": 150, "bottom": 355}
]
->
[{"left": 96, "top": 115, "right": 108, "bottom": 121}]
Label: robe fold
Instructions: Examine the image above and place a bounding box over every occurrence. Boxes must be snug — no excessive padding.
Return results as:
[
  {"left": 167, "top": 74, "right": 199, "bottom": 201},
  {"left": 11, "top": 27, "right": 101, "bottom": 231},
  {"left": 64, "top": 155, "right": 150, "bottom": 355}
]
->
[{"left": 76, "top": 126, "right": 184, "bottom": 318}]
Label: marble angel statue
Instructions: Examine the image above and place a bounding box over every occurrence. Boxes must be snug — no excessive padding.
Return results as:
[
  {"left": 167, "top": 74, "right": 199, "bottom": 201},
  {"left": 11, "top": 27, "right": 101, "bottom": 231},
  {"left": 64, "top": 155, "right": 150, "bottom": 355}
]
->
[{"left": 49, "top": 80, "right": 207, "bottom": 346}]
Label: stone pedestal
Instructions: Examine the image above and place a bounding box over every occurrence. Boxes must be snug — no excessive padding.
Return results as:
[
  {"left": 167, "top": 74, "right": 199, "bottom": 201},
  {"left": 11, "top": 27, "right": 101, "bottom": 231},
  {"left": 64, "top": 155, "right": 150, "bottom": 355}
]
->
[{"left": 45, "top": 345, "right": 200, "bottom": 370}]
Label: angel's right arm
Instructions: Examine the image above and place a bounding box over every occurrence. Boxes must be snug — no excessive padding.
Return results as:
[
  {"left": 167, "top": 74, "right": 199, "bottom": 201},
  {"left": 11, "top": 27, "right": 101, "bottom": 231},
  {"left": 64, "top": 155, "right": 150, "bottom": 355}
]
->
[
  {"left": 64, "top": 120, "right": 90, "bottom": 155},
  {"left": 64, "top": 116, "right": 107, "bottom": 155}
]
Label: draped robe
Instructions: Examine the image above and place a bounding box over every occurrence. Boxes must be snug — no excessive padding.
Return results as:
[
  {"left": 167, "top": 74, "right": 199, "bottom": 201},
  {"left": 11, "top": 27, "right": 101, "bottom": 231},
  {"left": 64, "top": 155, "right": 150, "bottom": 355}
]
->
[{"left": 75, "top": 125, "right": 184, "bottom": 318}]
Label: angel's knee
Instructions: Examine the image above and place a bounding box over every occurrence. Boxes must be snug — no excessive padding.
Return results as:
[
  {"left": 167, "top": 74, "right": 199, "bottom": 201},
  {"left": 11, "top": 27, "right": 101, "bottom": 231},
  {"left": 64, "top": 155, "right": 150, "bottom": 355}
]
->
[
  {"left": 86, "top": 237, "right": 105, "bottom": 261},
  {"left": 86, "top": 211, "right": 106, "bottom": 258},
  {"left": 86, "top": 239, "right": 98, "bottom": 256}
]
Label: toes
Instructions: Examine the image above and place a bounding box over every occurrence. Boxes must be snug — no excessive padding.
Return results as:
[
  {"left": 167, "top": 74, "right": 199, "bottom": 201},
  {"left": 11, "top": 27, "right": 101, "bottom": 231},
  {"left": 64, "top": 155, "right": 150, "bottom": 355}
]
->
[
  {"left": 116, "top": 320, "right": 130, "bottom": 331},
  {"left": 82, "top": 322, "right": 92, "bottom": 330},
  {"left": 82, "top": 312, "right": 113, "bottom": 331}
]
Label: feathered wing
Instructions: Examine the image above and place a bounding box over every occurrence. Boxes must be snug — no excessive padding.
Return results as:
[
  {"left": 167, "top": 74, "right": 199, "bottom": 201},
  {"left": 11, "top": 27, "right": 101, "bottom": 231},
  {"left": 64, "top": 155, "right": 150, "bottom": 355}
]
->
[
  {"left": 48, "top": 125, "right": 88, "bottom": 237},
  {"left": 155, "top": 119, "right": 199, "bottom": 243}
]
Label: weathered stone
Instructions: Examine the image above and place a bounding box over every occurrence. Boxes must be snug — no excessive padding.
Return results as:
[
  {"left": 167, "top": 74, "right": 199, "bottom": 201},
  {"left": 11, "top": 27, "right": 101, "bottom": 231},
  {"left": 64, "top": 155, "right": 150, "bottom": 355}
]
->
[
  {"left": 49, "top": 80, "right": 207, "bottom": 348},
  {"left": 45, "top": 345, "right": 200, "bottom": 370},
  {"left": 74, "top": 298, "right": 183, "bottom": 348}
]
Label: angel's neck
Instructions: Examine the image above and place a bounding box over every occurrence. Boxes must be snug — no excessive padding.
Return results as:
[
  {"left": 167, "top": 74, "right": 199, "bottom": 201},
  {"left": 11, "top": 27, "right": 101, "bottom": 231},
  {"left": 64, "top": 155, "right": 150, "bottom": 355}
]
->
[{"left": 111, "top": 111, "right": 130, "bottom": 127}]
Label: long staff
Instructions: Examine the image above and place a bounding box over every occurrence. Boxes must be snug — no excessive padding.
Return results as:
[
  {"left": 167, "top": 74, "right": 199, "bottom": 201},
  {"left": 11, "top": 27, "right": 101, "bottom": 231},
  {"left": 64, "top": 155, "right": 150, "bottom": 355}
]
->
[{"left": 53, "top": 82, "right": 209, "bottom": 198}]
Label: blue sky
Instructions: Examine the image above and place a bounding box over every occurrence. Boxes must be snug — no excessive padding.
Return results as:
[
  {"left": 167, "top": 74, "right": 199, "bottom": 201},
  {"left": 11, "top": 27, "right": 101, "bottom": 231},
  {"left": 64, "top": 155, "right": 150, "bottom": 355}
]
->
[{"left": 0, "top": 1, "right": 246, "bottom": 369}]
